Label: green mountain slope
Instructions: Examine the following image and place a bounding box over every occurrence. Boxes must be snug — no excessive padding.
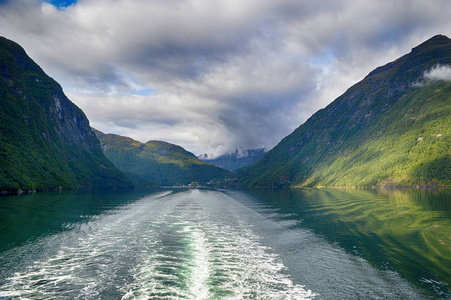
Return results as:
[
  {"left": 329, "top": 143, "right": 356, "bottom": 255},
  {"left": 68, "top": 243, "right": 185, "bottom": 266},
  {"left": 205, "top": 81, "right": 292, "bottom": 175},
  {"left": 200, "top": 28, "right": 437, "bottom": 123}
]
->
[
  {"left": 0, "top": 37, "right": 132, "bottom": 192},
  {"left": 240, "top": 35, "right": 451, "bottom": 188},
  {"left": 94, "top": 130, "right": 232, "bottom": 186}
]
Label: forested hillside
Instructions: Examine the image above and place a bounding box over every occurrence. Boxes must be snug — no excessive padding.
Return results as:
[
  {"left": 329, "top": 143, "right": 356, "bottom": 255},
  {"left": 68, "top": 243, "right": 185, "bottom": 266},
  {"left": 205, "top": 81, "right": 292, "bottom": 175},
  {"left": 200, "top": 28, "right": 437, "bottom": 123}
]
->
[{"left": 95, "top": 130, "right": 231, "bottom": 187}]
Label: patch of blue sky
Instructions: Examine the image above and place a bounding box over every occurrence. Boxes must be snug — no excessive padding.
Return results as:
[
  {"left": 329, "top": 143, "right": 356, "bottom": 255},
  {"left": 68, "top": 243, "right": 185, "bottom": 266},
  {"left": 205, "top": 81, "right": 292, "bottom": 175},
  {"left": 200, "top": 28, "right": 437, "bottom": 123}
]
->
[
  {"left": 107, "top": 65, "right": 155, "bottom": 96},
  {"left": 310, "top": 48, "right": 335, "bottom": 67},
  {"left": 135, "top": 88, "right": 156, "bottom": 96},
  {"left": 45, "top": 0, "right": 77, "bottom": 9}
]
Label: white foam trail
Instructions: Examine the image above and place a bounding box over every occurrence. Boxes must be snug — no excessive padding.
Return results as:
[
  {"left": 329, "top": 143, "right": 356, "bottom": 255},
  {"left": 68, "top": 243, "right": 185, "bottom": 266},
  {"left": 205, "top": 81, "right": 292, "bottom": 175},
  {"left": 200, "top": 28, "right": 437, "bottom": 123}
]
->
[
  {"left": 0, "top": 190, "right": 316, "bottom": 300},
  {"left": 186, "top": 227, "right": 211, "bottom": 299},
  {"left": 120, "top": 190, "right": 316, "bottom": 300}
]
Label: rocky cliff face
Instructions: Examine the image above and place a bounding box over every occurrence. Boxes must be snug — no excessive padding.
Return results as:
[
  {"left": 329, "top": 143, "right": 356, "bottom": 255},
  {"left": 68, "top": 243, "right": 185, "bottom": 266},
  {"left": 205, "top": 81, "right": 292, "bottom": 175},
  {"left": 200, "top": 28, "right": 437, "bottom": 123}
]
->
[
  {"left": 239, "top": 35, "right": 451, "bottom": 187},
  {"left": 0, "top": 37, "right": 132, "bottom": 191}
]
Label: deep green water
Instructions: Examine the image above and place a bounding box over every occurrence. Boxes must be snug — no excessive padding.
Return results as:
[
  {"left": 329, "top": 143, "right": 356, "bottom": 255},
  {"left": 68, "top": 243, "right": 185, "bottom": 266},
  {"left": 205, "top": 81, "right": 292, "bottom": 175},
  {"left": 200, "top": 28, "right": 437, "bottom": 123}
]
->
[{"left": 0, "top": 188, "right": 449, "bottom": 299}]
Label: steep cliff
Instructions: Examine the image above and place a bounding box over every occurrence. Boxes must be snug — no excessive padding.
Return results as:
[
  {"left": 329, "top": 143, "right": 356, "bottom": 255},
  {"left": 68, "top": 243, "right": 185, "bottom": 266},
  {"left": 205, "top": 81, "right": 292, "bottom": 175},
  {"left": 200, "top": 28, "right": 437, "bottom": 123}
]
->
[{"left": 0, "top": 37, "right": 132, "bottom": 191}]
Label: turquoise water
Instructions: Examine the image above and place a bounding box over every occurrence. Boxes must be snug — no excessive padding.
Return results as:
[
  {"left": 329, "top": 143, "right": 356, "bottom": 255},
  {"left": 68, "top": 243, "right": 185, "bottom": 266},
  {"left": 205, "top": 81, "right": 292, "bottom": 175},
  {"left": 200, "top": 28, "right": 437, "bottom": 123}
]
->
[{"left": 0, "top": 188, "right": 449, "bottom": 299}]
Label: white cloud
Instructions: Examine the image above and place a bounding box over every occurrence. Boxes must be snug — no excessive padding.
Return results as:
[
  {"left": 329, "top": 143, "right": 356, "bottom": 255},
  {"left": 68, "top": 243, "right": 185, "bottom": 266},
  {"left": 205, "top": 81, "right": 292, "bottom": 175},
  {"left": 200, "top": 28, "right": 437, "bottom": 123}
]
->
[
  {"left": 1, "top": 0, "right": 451, "bottom": 157},
  {"left": 424, "top": 64, "right": 451, "bottom": 82}
]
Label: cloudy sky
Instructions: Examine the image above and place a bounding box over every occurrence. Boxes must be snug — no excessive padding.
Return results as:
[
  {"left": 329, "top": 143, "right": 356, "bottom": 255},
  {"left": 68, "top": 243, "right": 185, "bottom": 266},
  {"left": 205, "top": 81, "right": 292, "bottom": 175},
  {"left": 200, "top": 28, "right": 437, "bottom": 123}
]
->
[{"left": 1, "top": 0, "right": 450, "bottom": 157}]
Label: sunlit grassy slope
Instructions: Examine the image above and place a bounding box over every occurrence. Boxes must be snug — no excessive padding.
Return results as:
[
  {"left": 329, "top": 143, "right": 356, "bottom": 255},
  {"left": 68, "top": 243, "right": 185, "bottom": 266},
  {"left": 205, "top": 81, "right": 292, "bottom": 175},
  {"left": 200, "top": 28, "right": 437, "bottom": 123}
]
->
[
  {"left": 94, "top": 130, "right": 232, "bottom": 186},
  {"left": 239, "top": 35, "right": 451, "bottom": 187}
]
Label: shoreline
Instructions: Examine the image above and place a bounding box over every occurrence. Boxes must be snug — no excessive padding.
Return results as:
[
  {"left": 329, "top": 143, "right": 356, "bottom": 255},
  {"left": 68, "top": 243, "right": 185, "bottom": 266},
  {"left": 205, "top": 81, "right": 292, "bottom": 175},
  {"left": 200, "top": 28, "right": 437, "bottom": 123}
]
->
[{"left": 2, "top": 184, "right": 450, "bottom": 197}]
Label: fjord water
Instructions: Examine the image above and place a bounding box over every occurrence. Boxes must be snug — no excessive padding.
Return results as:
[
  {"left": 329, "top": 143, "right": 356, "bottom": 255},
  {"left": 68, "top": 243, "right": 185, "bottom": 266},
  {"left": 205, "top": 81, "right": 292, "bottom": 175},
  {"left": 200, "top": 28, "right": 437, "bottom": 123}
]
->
[{"left": 0, "top": 189, "right": 449, "bottom": 299}]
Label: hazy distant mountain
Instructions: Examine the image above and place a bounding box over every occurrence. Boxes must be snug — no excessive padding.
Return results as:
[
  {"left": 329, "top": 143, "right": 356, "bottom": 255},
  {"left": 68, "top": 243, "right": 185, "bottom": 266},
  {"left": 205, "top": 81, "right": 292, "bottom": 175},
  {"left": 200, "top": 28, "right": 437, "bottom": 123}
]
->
[
  {"left": 0, "top": 37, "right": 132, "bottom": 192},
  {"left": 198, "top": 148, "right": 265, "bottom": 171},
  {"left": 94, "top": 130, "right": 232, "bottom": 187},
  {"left": 239, "top": 35, "right": 451, "bottom": 188}
]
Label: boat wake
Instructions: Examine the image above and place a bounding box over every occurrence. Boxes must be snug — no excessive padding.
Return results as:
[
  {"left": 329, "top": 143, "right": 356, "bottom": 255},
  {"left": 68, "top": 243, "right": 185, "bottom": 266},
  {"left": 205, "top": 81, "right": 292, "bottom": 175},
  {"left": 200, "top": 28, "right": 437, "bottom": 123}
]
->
[{"left": 0, "top": 190, "right": 316, "bottom": 299}]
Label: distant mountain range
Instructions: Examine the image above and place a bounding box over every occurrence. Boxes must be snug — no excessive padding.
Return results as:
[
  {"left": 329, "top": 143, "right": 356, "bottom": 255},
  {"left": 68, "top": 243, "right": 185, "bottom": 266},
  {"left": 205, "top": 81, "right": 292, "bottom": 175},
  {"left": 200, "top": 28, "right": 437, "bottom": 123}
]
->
[
  {"left": 198, "top": 148, "right": 265, "bottom": 171},
  {"left": 238, "top": 35, "right": 451, "bottom": 187},
  {"left": 94, "top": 130, "right": 231, "bottom": 187},
  {"left": 0, "top": 37, "right": 131, "bottom": 192}
]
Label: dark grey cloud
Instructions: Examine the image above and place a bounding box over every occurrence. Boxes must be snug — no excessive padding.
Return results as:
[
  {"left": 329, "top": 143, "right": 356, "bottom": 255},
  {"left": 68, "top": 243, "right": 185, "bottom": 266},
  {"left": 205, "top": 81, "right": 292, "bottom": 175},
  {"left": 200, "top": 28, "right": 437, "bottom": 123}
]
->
[{"left": 1, "top": 0, "right": 451, "bottom": 156}]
